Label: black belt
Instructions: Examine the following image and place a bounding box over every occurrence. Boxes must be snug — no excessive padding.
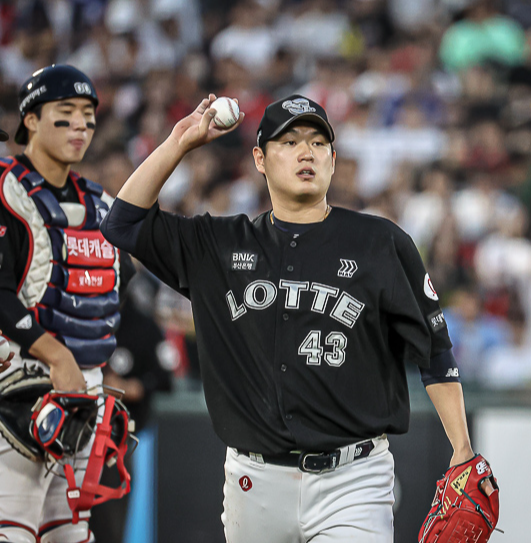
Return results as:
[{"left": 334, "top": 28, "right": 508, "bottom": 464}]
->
[{"left": 238, "top": 439, "right": 375, "bottom": 474}]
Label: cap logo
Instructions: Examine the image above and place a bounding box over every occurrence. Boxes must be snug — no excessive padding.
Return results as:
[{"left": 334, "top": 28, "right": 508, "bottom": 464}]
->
[
  {"left": 19, "top": 85, "right": 47, "bottom": 113},
  {"left": 74, "top": 82, "right": 93, "bottom": 95},
  {"left": 282, "top": 98, "right": 316, "bottom": 116}
]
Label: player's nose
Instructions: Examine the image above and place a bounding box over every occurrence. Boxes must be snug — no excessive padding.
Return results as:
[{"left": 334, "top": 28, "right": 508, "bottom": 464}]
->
[
  {"left": 298, "top": 142, "right": 314, "bottom": 161},
  {"left": 71, "top": 109, "right": 89, "bottom": 130}
]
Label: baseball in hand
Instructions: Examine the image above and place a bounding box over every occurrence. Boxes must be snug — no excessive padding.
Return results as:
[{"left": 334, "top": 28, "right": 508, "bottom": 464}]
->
[
  {"left": 0, "top": 336, "right": 10, "bottom": 360},
  {"left": 211, "top": 97, "right": 240, "bottom": 128}
]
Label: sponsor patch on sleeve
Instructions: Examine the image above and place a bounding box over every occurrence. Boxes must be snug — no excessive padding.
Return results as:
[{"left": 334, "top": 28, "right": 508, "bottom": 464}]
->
[{"left": 428, "top": 309, "right": 447, "bottom": 332}]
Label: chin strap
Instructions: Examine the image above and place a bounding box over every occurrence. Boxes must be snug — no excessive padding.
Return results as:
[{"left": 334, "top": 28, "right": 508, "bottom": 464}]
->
[{"left": 63, "top": 395, "right": 134, "bottom": 523}]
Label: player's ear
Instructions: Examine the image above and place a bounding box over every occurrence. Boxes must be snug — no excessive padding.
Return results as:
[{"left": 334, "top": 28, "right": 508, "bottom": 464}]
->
[
  {"left": 253, "top": 146, "right": 266, "bottom": 175},
  {"left": 24, "top": 111, "right": 39, "bottom": 134},
  {"left": 331, "top": 149, "right": 336, "bottom": 175}
]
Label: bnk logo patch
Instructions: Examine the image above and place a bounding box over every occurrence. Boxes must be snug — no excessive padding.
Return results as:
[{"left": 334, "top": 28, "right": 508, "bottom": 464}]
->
[{"left": 231, "top": 252, "right": 258, "bottom": 271}]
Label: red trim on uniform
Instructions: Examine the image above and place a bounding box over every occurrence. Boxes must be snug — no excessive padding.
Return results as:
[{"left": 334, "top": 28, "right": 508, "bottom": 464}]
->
[
  {"left": 27, "top": 186, "right": 41, "bottom": 197},
  {"left": 0, "top": 519, "right": 38, "bottom": 536},
  {"left": 38, "top": 518, "right": 91, "bottom": 541},
  {"left": 29, "top": 306, "right": 39, "bottom": 323},
  {"left": 70, "top": 174, "right": 88, "bottom": 230},
  {"left": 38, "top": 518, "right": 72, "bottom": 534},
  {"left": 0, "top": 159, "right": 34, "bottom": 295}
]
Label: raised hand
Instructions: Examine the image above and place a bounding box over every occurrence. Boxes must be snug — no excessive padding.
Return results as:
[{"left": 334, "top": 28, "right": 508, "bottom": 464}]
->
[{"left": 170, "top": 94, "right": 245, "bottom": 154}]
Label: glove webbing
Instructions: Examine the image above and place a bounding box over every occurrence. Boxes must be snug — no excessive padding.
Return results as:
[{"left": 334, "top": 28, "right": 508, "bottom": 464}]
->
[
  {"left": 419, "top": 477, "right": 453, "bottom": 543},
  {"left": 461, "top": 488, "right": 504, "bottom": 534}
]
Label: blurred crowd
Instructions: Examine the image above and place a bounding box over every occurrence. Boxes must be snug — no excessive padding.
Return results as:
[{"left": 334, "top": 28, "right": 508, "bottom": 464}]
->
[{"left": 2, "top": 0, "right": 531, "bottom": 390}]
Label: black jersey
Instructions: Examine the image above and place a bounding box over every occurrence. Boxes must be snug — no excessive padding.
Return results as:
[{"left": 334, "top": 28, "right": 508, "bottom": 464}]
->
[{"left": 129, "top": 204, "right": 452, "bottom": 455}]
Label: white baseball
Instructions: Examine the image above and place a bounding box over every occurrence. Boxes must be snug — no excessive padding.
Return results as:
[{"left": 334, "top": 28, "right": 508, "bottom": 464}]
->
[
  {"left": 211, "top": 97, "right": 240, "bottom": 128},
  {"left": 0, "top": 336, "right": 10, "bottom": 360}
]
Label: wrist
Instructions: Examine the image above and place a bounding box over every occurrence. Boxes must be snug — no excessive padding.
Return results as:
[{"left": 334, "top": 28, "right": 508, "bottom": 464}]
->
[
  {"left": 168, "top": 128, "right": 192, "bottom": 158},
  {"left": 450, "top": 445, "right": 475, "bottom": 466}
]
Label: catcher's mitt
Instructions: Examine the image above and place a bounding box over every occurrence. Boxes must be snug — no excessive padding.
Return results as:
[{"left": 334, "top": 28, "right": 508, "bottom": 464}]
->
[
  {"left": 419, "top": 454, "right": 501, "bottom": 543},
  {"left": 0, "top": 365, "right": 99, "bottom": 463},
  {"left": 0, "top": 365, "right": 53, "bottom": 461}
]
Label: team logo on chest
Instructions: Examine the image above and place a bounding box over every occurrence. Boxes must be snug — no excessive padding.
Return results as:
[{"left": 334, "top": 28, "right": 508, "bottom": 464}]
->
[
  {"left": 338, "top": 259, "right": 357, "bottom": 278},
  {"left": 231, "top": 252, "right": 258, "bottom": 271}
]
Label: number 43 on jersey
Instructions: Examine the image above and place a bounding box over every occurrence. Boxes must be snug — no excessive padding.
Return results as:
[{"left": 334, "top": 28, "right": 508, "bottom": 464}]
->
[{"left": 298, "top": 330, "right": 347, "bottom": 367}]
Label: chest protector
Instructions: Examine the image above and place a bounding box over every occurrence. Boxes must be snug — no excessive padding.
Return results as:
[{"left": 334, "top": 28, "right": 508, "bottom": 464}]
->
[{"left": 0, "top": 157, "right": 120, "bottom": 368}]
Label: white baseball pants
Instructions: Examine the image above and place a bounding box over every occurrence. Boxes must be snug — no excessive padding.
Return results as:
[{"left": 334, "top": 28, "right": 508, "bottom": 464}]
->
[{"left": 222, "top": 437, "right": 395, "bottom": 542}]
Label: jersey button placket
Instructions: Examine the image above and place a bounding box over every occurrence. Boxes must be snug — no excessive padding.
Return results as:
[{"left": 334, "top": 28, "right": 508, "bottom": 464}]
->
[{"left": 280, "top": 364, "right": 287, "bottom": 372}]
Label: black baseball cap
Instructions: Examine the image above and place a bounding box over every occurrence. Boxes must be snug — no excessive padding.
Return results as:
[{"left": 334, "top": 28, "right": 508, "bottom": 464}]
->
[
  {"left": 15, "top": 64, "right": 99, "bottom": 145},
  {"left": 257, "top": 94, "right": 335, "bottom": 148}
]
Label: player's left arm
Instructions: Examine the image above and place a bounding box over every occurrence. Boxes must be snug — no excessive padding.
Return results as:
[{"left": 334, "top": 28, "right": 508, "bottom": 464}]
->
[
  {"left": 425, "top": 382, "right": 496, "bottom": 495},
  {"left": 425, "top": 381, "right": 473, "bottom": 466}
]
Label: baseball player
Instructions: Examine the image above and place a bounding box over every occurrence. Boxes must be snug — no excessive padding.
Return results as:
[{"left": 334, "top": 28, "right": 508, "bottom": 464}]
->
[
  {"left": 101, "top": 94, "right": 493, "bottom": 542},
  {"left": 0, "top": 65, "right": 134, "bottom": 543}
]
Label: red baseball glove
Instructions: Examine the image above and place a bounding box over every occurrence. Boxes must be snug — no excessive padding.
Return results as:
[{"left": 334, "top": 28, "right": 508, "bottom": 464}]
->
[{"left": 418, "top": 454, "right": 500, "bottom": 543}]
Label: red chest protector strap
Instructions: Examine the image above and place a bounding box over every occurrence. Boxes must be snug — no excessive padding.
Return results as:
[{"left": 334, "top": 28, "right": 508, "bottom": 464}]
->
[{"left": 63, "top": 395, "right": 133, "bottom": 523}]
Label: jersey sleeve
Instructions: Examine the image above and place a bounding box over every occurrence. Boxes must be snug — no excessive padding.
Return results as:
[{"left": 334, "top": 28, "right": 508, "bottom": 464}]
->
[
  {"left": 0, "top": 202, "right": 46, "bottom": 350},
  {"left": 419, "top": 349, "right": 461, "bottom": 386},
  {"left": 383, "top": 224, "right": 452, "bottom": 368},
  {"left": 131, "top": 202, "right": 208, "bottom": 298},
  {"left": 0, "top": 202, "right": 23, "bottom": 291}
]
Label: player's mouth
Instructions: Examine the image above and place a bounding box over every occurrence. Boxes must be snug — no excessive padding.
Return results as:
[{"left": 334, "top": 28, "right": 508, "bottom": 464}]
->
[
  {"left": 297, "top": 167, "right": 315, "bottom": 179},
  {"left": 69, "top": 138, "right": 86, "bottom": 150}
]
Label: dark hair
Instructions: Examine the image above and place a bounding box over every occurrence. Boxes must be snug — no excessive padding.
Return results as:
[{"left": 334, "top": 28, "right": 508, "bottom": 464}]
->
[
  {"left": 29, "top": 103, "right": 44, "bottom": 119},
  {"left": 22, "top": 104, "right": 44, "bottom": 136}
]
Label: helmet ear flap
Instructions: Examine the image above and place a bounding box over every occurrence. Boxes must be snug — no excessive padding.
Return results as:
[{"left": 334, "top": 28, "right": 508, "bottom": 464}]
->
[{"left": 30, "top": 392, "right": 99, "bottom": 461}]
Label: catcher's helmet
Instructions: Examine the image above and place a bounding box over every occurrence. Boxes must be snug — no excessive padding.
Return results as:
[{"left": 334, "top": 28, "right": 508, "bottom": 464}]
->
[
  {"left": 15, "top": 64, "right": 99, "bottom": 145},
  {"left": 31, "top": 389, "right": 137, "bottom": 523}
]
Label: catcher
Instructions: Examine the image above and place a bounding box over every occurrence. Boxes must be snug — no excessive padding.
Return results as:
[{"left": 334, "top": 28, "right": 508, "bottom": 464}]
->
[{"left": 0, "top": 66, "right": 135, "bottom": 543}]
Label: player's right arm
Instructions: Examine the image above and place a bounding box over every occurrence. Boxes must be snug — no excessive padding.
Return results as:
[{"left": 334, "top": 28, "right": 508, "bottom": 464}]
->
[
  {"left": 28, "top": 333, "right": 86, "bottom": 391},
  {"left": 115, "top": 94, "right": 244, "bottom": 209}
]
